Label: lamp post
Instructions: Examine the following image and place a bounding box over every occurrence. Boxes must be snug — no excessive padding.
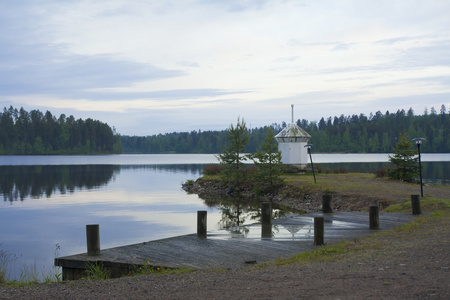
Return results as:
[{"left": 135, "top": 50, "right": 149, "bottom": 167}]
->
[
  {"left": 411, "top": 138, "right": 425, "bottom": 197},
  {"left": 304, "top": 144, "right": 316, "bottom": 184}
]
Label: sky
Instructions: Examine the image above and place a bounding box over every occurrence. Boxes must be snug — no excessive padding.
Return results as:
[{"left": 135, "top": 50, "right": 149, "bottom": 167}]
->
[{"left": 1, "top": 0, "right": 449, "bottom": 136}]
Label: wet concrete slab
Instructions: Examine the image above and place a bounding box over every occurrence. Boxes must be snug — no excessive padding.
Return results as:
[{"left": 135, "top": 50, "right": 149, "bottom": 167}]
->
[{"left": 56, "top": 212, "right": 420, "bottom": 280}]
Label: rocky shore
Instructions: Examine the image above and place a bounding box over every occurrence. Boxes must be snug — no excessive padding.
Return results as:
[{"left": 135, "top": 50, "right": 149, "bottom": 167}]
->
[{"left": 182, "top": 178, "right": 379, "bottom": 213}]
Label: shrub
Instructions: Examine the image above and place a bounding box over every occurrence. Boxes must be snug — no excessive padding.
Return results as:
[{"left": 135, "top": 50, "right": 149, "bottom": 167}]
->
[
  {"left": 242, "top": 165, "right": 257, "bottom": 175},
  {"left": 202, "top": 164, "right": 224, "bottom": 175},
  {"left": 375, "top": 167, "right": 386, "bottom": 178},
  {"left": 339, "top": 167, "right": 348, "bottom": 173},
  {"left": 184, "top": 179, "right": 194, "bottom": 186}
]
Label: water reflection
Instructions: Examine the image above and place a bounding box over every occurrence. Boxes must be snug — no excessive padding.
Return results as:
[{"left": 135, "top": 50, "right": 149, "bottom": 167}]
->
[
  {"left": 0, "top": 165, "right": 120, "bottom": 202},
  {"left": 282, "top": 224, "right": 305, "bottom": 240},
  {"left": 0, "top": 164, "right": 206, "bottom": 203},
  {"left": 1, "top": 161, "right": 448, "bottom": 205},
  {"left": 203, "top": 197, "right": 258, "bottom": 235},
  {"left": 120, "top": 164, "right": 204, "bottom": 175},
  {"left": 201, "top": 195, "right": 286, "bottom": 237}
]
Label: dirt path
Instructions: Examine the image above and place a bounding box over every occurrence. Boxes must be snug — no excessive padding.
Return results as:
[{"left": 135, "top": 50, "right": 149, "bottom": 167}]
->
[{"left": 1, "top": 212, "right": 448, "bottom": 299}]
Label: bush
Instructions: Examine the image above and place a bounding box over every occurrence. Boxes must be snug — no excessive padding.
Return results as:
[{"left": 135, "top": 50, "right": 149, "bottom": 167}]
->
[
  {"left": 203, "top": 164, "right": 224, "bottom": 175},
  {"left": 375, "top": 167, "right": 386, "bottom": 178},
  {"left": 184, "top": 179, "right": 194, "bottom": 186},
  {"left": 332, "top": 167, "right": 348, "bottom": 174},
  {"left": 242, "top": 165, "right": 257, "bottom": 175}
]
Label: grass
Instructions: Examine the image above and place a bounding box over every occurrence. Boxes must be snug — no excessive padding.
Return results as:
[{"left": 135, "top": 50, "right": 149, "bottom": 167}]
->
[
  {"left": 83, "top": 262, "right": 110, "bottom": 280},
  {"left": 0, "top": 248, "right": 13, "bottom": 284},
  {"left": 383, "top": 196, "right": 450, "bottom": 213},
  {"left": 258, "top": 207, "right": 448, "bottom": 270},
  {"left": 129, "top": 260, "right": 193, "bottom": 277},
  {"left": 0, "top": 244, "right": 62, "bottom": 287},
  {"left": 270, "top": 240, "right": 353, "bottom": 266}
]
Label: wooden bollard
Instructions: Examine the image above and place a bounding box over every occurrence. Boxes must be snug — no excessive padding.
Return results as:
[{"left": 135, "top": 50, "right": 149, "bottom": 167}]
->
[
  {"left": 261, "top": 202, "right": 272, "bottom": 238},
  {"left": 322, "top": 194, "right": 333, "bottom": 213},
  {"left": 314, "top": 217, "right": 324, "bottom": 245},
  {"left": 411, "top": 195, "right": 421, "bottom": 215},
  {"left": 369, "top": 206, "right": 379, "bottom": 229},
  {"left": 86, "top": 224, "right": 100, "bottom": 255},
  {"left": 197, "top": 210, "right": 207, "bottom": 238},
  {"left": 261, "top": 202, "right": 272, "bottom": 225}
]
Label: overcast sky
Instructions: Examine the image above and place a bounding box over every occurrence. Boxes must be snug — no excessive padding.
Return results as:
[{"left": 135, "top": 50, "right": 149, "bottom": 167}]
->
[{"left": 1, "top": 0, "right": 449, "bottom": 135}]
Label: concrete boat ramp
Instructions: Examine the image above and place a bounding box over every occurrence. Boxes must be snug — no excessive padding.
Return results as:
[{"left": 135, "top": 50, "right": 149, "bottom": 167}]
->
[{"left": 56, "top": 212, "right": 419, "bottom": 280}]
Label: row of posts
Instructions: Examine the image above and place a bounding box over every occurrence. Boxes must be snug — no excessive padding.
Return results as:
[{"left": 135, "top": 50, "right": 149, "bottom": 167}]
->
[
  {"left": 85, "top": 194, "right": 421, "bottom": 255},
  {"left": 197, "top": 194, "right": 422, "bottom": 245}
]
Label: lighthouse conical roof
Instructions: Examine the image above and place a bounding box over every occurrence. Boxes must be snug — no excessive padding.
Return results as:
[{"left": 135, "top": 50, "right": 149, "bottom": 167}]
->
[{"left": 275, "top": 123, "right": 311, "bottom": 143}]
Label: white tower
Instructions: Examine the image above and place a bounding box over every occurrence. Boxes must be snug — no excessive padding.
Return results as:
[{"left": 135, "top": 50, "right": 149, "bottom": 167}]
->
[{"left": 275, "top": 105, "right": 311, "bottom": 170}]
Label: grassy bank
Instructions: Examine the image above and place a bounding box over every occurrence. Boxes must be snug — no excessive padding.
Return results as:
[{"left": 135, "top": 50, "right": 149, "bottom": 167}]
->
[{"left": 194, "top": 172, "right": 450, "bottom": 212}]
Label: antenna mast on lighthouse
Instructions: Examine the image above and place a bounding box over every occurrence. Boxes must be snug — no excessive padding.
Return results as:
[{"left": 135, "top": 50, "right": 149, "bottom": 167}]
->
[{"left": 291, "top": 104, "right": 294, "bottom": 123}]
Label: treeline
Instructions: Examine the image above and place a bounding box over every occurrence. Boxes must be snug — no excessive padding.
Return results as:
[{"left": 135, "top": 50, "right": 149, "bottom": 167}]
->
[
  {"left": 301, "top": 106, "right": 449, "bottom": 153},
  {"left": 121, "top": 128, "right": 272, "bottom": 154},
  {"left": 122, "top": 105, "right": 450, "bottom": 154},
  {"left": 0, "top": 106, "right": 122, "bottom": 155}
]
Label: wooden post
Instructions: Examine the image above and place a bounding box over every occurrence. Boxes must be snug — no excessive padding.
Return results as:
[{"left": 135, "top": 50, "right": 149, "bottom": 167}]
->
[
  {"left": 197, "top": 210, "right": 207, "bottom": 238},
  {"left": 261, "top": 202, "right": 272, "bottom": 238},
  {"left": 411, "top": 195, "right": 421, "bottom": 215},
  {"left": 322, "top": 194, "right": 333, "bottom": 213},
  {"left": 314, "top": 217, "right": 324, "bottom": 245},
  {"left": 261, "top": 202, "right": 272, "bottom": 225},
  {"left": 86, "top": 224, "right": 100, "bottom": 255},
  {"left": 369, "top": 206, "right": 379, "bottom": 229}
]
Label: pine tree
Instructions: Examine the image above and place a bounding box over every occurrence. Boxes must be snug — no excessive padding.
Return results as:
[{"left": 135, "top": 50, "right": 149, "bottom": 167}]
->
[
  {"left": 216, "top": 117, "right": 250, "bottom": 188},
  {"left": 387, "top": 133, "right": 419, "bottom": 182},
  {"left": 250, "top": 128, "right": 285, "bottom": 194}
]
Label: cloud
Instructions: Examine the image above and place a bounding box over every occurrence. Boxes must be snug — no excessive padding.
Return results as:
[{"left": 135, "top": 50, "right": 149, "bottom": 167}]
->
[
  {"left": 0, "top": 42, "right": 185, "bottom": 97},
  {"left": 1, "top": 0, "right": 450, "bottom": 136},
  {"left": 87, "top": 89, "right": 251, "bottom": 101},
  {"left": 375, "top": 35, "right": 428, "bottom": 45},
  {"left": 331, "top": 43, "right": 355, "bottom": 51},
  {"left": 199, "top": 0, "right": 271, "bottom": 12},
  {"left": 368, "top": 93, "right": 450, "bottom": 114},
  {"left": 177, "top": 61, "right": 201, "bottom": 68}
]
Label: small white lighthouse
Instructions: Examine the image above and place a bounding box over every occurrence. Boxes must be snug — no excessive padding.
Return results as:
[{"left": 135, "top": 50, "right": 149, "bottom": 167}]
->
[{"left": 275, "top": 105, "right": 311, "bottom": 170}]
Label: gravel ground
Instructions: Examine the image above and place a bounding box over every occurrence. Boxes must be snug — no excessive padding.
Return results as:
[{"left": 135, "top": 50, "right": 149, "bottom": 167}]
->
[{"left": 1, "top": 212, "right": 448, "bottom": 299}]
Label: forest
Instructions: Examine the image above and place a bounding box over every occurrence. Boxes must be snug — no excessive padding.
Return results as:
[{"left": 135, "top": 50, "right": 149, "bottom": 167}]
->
[
  {"left": 0, "top": 106, "right": 122, "bottom": 154},
  {"left": 2, "top": 105, "right": 448, "bottom": 155},
  {"left": 121, "top": 105, "right": 449, "bottom": 154}
]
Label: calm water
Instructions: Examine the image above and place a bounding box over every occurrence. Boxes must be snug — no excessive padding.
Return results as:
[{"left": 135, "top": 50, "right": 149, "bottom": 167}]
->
[{"left": 1, "top": 153, "right": 449, "bottom": 280}]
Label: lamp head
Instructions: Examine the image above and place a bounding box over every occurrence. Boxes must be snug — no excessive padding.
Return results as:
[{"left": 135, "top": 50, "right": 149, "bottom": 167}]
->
[
  {"left": 411, "top": 138, "right": 425, "bottom": 145},
  {"left": 304, "top": 144, "right": 313, "bottom": 149}
]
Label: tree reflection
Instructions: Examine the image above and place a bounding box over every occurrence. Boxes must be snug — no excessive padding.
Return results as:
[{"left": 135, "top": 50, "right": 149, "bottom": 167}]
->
[
  {"left": 202, "top": 196, "right": 258, "bottom": 235},
  {"left": 0, "top": 165, "right": 120, "bottom": 202},
  {"left": 201, "top": 195, "right": 287, "bottom": 236}
]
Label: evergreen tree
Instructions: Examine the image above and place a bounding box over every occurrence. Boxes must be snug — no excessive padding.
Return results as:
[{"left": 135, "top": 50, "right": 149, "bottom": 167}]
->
[
  {"left": 216, "top": 117, "right": 250, "bottom": 188},
  {"left": 0, "top": 106, "right": 120, "bottom": 154},
  {"left": 387, "top": 133, "right": 419, "bottom": 182},
  {"left": 250, "top": 128, "right": 285, "bottom": 193}
]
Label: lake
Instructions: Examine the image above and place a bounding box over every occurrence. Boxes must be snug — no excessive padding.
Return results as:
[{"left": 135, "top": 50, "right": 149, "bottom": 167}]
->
[{"left": 1, "top": 153, "right": 449, "bottom": 280}]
